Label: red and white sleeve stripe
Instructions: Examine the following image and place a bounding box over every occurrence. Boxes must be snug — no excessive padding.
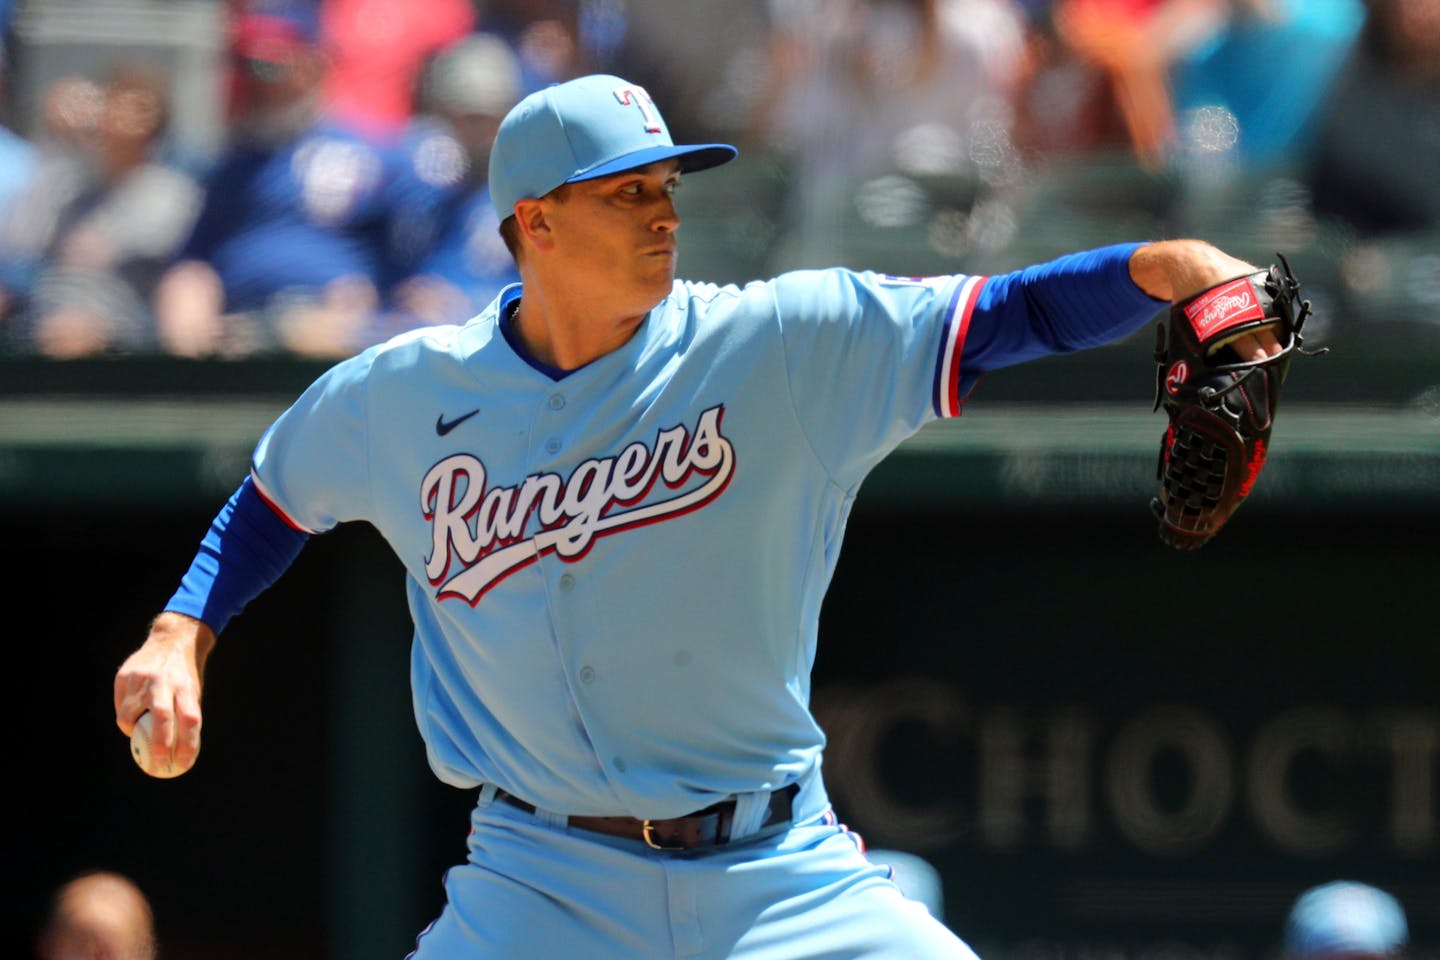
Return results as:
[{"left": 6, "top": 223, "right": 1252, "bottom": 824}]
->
[{"left": 933, "top": 274, "right": 987, "bottom": 419}]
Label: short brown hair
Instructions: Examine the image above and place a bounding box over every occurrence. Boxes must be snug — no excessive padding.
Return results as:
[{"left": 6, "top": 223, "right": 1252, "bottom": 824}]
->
[{"left": 499, "top": 215, "right": 522, "bottom": 262}]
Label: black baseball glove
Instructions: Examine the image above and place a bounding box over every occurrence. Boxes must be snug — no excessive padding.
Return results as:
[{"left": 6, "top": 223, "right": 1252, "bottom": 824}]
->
[{"left": 1150, "top": 253, "right": 1322, "bottom": 549}]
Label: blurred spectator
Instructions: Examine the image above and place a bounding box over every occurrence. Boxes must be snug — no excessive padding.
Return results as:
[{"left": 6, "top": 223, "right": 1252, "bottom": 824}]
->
[
  {"left": 154, "top": 0, "right": 402, "bottom": 358},
  {"left": 0, "top": 74, "right": 101, "bottom": 344},
  {"left": 0, "top": 44, "right": 36, "bottom": 223},
  {"left": 1038, "top": 0, "right": 1231, "bottom": 169},
  {"left": 479, "top": 0, "right": 593, "bottom": 92},
  {"left": 1010, "top": 3, "right": 1124, "bottom": 158},
  {"left": 1170, "top": 0, "right": 1364, "bottom": 171},
  {"left": 1306, "top": 0, "right": 1440, "bottom": 234},
  {"left": 750, "top": 0, "right": 1030, "bottom": 266},
  {"left": 319, "top": 0, "right": 475, "bottom": 140},
  {"left": 1283, "top": 880, "right": 1409, "bottom": 960},
  {"left": 1028, "top": 0, "right": 1364, "bottom": 173},
  {"left": 0, "top": 64, "right": 202, "bottom": 358},
  {"left": 35, "top": 869, "right": 157, "bottom": 960},
  {"left": 369, "top": 32, "right": 523, "bottom": 341}
]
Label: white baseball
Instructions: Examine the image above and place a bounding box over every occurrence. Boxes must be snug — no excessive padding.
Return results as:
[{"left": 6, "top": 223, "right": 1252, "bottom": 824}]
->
[{"left": 130, "top": 711, "right": 194, "bottom": 779}]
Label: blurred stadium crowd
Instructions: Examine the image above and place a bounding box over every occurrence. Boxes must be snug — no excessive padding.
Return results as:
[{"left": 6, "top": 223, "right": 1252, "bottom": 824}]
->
[{"left": 0, "top": 0, "right": 1435, "bottom": 360}]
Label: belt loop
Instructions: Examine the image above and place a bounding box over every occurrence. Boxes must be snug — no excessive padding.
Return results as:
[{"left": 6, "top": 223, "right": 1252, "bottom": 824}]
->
[
  {"left": 532, "top": 806, "right": 568, "bottom": 829},
  {"left": 478, "top": 783, "right": 499, "bottom": 806},
  {"left": 727, "top": 789, "right": 774, "bottom": 842}
]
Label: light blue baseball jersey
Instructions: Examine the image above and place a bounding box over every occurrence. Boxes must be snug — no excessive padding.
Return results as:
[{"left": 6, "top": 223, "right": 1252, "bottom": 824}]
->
[{"left": 247, "top": 247, "right": 1160, "bottom": 820}]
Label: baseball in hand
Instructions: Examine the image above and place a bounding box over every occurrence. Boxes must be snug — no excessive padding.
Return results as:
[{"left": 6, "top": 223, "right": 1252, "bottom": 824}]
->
[{"left": 130, "top": 711, "right": 194, "bottom": 779}]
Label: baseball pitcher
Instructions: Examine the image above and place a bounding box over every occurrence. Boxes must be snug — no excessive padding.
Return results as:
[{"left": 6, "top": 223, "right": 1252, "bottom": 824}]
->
[{"left": 114, "top": 74, "right": 1306, "bottom": 959}]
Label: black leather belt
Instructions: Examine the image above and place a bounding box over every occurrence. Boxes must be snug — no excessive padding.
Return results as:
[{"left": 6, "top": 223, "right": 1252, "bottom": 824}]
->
[{"left": 494, "top": 783, "right": 800, "bottom": 850}]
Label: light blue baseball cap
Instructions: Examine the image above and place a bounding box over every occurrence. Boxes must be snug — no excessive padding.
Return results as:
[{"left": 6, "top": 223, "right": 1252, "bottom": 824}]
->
[
  {"left": 488, "top": 73, "right": 736, "bottom": 218},
  {"left": 1284, "top": 881, "right": 1409, "bottom": 958}
]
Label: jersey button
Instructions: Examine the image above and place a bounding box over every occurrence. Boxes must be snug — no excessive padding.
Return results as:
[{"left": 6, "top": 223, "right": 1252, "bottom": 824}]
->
[
  {"left": 559, "top": 573, "right": 575, "bottom": 591},
  {"left": 545, "top": 437, "right": 561, "bottom": 453},
  {"left": 579, "top": 665, "right": 595, "bottom": 684},
  {"left": 612, "top": 757, "right": 627, "bottom": 773},
  {"left": 547, "top": 394, "right": 565, "bottom": 410}
]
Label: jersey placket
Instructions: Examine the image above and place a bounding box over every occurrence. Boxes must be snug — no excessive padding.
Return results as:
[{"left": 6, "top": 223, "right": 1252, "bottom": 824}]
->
[{"left": 527, "top": 382, "right": 633, "bottom": 795}]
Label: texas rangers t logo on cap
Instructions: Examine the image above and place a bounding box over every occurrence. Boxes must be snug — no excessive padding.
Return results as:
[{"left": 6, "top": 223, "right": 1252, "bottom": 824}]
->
[{"left": 613, "top": 85, "right": 662, "bottom": 133}]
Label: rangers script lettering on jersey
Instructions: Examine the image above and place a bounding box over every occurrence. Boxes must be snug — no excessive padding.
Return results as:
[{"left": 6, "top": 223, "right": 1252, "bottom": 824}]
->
[{"left": 424, "top": 404, "right": 735, "bottom": 603}]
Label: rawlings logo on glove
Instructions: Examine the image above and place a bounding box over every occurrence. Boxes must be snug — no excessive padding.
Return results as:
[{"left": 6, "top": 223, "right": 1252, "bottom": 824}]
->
[
  {"left": 1185, "top": 278, "right": 1267, "bottom": 339},
  {"left": 1150, "top": 254, "right": 1324, "bottom": 550}
]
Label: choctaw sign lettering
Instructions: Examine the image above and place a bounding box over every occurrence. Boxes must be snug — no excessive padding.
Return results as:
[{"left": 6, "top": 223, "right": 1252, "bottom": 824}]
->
[{"left": 815, "top": 677, "right": 1438, "bottom": 858}]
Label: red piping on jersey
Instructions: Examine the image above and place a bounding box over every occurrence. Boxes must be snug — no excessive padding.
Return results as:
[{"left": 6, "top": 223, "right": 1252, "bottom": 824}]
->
[{"left": 248, "top": 470, "right": 313, "bottom": 533}]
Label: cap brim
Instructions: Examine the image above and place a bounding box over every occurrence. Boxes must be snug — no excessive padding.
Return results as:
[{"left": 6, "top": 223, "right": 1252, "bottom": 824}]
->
[{"left": 567, "top": 142, "right": 737, "bottom": 185}]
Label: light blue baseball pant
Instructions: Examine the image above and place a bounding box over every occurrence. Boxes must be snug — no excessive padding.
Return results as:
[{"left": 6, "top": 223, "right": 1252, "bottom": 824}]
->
[{"left": 408, "top": 774, "right": 979, "bottom": 959}]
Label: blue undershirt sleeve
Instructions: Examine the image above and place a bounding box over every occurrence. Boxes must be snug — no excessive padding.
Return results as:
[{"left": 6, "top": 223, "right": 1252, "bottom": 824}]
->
[
  {"left": 962, "top": 242, "right": 1169, "bottom": 372},
  {"left": 164, "top": 475, "right": 310, "bottom": 635}
]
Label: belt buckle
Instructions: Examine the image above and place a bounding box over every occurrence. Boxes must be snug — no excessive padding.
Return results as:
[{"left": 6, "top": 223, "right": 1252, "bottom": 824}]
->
[{"left": 642, "top": 819, "right": 687, "bottom": 851}]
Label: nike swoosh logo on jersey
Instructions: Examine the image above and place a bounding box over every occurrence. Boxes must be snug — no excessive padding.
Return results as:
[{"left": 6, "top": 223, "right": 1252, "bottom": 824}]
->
[{"left": 436, "top": 409, "right": 479, "bottom": 436}]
